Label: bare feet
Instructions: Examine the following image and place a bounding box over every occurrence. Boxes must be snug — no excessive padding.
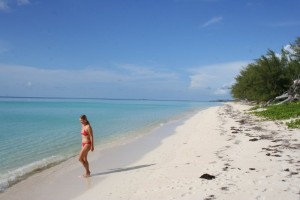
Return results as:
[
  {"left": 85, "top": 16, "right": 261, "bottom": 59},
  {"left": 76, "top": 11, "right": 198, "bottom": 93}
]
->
[{"left": 83, "top": 171, "right": 91, "bottom": 177}]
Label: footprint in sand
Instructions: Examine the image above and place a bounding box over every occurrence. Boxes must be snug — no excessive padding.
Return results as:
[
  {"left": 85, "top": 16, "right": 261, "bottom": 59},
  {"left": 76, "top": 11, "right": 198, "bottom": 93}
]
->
[
  {"left": 220, "top": 186, "right": 229, "bottom": 191},
  {"left": 204, "top": 194, "right": 216, "bottom": 200}
]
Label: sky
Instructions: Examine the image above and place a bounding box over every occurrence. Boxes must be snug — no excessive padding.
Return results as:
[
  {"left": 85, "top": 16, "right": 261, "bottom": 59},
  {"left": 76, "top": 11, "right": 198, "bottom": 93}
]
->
[{"left": 0, "top": 0, "right": 299, "bottom": 100}]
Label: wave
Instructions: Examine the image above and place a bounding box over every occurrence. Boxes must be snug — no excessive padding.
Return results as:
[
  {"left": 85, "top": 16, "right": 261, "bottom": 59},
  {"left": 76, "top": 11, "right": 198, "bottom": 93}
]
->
[{"left": 0, "top": 155, "right": 69, "bottom": 193}]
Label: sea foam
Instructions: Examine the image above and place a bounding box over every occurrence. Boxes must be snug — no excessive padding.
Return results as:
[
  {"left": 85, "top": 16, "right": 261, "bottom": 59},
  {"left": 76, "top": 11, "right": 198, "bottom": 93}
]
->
[{"left": 0, "top": 155, "right": 66, "bottom": 192}]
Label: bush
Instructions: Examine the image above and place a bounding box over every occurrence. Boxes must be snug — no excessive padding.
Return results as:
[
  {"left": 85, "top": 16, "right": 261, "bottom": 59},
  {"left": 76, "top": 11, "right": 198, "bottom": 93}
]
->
[{"left": 253, "top": 102, "right": 300, "bottom": 120}]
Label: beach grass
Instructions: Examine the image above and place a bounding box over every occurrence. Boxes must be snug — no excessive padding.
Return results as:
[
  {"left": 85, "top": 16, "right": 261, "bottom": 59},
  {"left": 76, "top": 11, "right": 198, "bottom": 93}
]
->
[
  {"left": 286, "top": 119, "right": 300, "bottom": 129},
  {"left": 251, "top": 101, "right": 300, "bottom": 129}
]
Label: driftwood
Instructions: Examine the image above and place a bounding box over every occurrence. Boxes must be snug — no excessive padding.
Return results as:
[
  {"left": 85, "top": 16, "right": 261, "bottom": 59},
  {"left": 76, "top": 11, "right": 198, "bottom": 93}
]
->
[
  {"left": 265, "top": 79, "right": 300, "bottom": 106},
  {"left": 276, "top": 79, "right": 300, "bottom": 105}
]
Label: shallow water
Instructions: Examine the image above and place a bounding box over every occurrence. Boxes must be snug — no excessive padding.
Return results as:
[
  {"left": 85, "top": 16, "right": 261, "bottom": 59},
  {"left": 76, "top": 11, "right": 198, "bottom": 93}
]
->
[{"left": 0, "top": 98, "right": 219, "bottom": 191}]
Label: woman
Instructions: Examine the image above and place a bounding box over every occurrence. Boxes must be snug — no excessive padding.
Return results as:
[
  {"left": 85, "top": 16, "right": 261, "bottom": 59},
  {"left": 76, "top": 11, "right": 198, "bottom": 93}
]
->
[{"left": 78, "top": 114, "right": 94, "bottom": 177}]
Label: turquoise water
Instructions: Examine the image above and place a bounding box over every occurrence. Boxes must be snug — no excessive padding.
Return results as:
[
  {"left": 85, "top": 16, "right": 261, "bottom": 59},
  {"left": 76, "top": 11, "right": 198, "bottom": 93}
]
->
[{"left": 0, "top": 98, "right": 219, "bottom": 191}]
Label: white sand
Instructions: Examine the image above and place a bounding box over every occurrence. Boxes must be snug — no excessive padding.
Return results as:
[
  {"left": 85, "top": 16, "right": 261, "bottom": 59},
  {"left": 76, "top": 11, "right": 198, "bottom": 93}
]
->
[
  {"left": 72, "top": 102, "right": 300, "bottom": 200},
  {"left": 1, "top": 103, "right": 299, "bottom": 200}
]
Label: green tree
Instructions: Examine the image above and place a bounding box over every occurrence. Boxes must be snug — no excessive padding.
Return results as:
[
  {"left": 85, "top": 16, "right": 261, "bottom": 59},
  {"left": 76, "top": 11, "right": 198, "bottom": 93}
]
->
[
  {"left": 287, "top": 37, "right": 300, "bottom": 80},
  {"left": 231, "top": 39, "right": 298, "bottom": 102},
  {"left": 290, "top": 37, "right": 300, "bottom": 61},
  {"left": 286, "top": 60, "right": 300, "bottom": 81}
]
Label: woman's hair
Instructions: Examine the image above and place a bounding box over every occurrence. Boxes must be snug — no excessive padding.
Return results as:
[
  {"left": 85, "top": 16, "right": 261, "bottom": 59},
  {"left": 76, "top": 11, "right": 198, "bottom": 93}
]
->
[{"left": 80, "top": 114, "right": 90, "bottom": 125}]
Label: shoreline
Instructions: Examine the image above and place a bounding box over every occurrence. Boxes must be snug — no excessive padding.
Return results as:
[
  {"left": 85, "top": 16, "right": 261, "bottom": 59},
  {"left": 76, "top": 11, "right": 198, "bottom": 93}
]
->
[
  {"left": 0, "top": 103, "right": 207, "bottom": 193},
  {"left": 1, "top": 102, "right": 299, "bottom": 200},
  {"left": 0, "top": 106, "right": 202, "bottom": 200}
]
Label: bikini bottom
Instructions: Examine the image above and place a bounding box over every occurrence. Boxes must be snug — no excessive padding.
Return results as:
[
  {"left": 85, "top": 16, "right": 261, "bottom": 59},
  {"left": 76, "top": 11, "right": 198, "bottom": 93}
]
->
[{"left": 82, "top": 141, "right": 91, "bottom": 147}]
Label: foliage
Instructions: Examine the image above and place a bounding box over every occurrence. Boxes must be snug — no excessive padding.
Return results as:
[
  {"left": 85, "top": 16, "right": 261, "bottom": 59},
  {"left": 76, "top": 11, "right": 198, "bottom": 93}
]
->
[
  {"left": 286, "top": 119, "right": 300, "bottom": 129},
  {"left": 249, "top": 105, "right": 260, "bottom": 111},
  {"left": 253, "top": 101, "right": 300, "bottom": 120},
  {"left": 231, "top": 37, "right": 300, "bottom": 102},
  {"left": 290, "top": 37, "right": 300, "bottom": 61}
]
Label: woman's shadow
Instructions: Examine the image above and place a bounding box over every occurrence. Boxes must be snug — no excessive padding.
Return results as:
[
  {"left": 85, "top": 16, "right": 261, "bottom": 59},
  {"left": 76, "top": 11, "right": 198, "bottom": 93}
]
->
[{"left": 90, "top": 164, "right": 156, "bottom": 177}]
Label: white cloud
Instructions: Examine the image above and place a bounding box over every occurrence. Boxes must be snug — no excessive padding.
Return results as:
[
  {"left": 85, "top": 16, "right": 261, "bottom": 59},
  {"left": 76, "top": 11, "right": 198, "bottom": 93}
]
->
[
  {"left": 0, "top": 0, "right": 9, "bottom": 11},
  {"left": 201, "top": 16, "right": 223, "bottom": 28},
  {"left": 119, "top": 64, "right": 178, "bottom": 80},
  {"left": 189, "top": 73, "right": 215, "bottom": 88},
  {"left": 213, "top": 82, "right": 234, "bottom": 95},
  {"left": 0, "top": 63, "right": 182, "bottom": 98},
  {"left": 17, "top": 0, "right": 29, "bottom": 6},
  {"left": 214, "top": 88, "right": 227, "bottom": 95},
  {"left": 273, "top": 44, "right": 295, "bottom": 60},
  {"left": 175, "top": 0, "right": 218, "bottom": 2},
  {"left": 0, "top": 64, "right": 130, "bottom": 85},
  {"left": 284, "top": 44, "right": 295, "bottom": 54},
  {"left": 0, "top": 0, "right": 30, "bottom": 12},
  {"left": 188, "top": 61, "right": 251, "bottom": 96},
  {"left": 0, "top": 62, "right": 252, "bottom": 99}
]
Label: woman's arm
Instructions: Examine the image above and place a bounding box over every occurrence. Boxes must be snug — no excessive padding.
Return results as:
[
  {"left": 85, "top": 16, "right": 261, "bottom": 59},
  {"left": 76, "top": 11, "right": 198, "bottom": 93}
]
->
[{"left": 88, "top": 126, "right": 94, "bottom": 151}]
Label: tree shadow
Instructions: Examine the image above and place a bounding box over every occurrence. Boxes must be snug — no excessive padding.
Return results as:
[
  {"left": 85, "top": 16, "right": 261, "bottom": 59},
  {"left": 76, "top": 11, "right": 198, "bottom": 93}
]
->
[{"left": 90, "top": 163, "right": 156, "bottom": 177}]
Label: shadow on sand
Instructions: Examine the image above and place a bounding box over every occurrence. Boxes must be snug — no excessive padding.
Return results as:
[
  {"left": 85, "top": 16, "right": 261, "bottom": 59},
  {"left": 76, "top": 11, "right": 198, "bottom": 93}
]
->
[{"left": 90, "top": 164, "right": 156, "bottom": 177}]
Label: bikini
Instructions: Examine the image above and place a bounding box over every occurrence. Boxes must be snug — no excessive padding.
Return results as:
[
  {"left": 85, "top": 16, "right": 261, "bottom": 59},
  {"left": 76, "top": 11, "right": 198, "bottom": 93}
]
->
[{"left": 81, "top": 130, "right": 92, "bottom": 147}]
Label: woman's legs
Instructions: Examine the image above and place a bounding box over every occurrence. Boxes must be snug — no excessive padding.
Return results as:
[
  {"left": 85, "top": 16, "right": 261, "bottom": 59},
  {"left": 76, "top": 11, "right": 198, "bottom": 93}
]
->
[{"left": 78, "top": 144, "right": 91, "bottom": 177}]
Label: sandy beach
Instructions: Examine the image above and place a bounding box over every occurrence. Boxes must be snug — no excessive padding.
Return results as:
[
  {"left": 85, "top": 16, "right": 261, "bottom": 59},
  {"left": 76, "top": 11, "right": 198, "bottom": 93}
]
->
[{"left": 1, "top": 102, "right": 300, "bottom": 200}]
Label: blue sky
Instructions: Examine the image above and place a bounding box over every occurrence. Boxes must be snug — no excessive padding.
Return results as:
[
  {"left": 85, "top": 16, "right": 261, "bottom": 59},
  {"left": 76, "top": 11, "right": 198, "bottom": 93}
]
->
[{"left": 0, "top": 0, "right": 299, "bottom": 100}]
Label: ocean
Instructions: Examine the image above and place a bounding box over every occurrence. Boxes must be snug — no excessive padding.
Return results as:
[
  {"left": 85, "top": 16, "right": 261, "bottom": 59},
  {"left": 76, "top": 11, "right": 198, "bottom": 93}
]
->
[{"left": 0, "top": 98, "right": 220, "bottom": 192}]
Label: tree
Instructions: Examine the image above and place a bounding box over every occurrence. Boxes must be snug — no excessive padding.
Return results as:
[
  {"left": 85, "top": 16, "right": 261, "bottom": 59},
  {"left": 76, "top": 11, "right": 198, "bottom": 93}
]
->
[
  {"left": 290, "top": 37, "right": 300, "bottom": 62},
  {"left": 287, "top": 37, "right": 300, "bottom": 79},
  {"left": 231, "top": 37, "right": 300, "bottom": 102}
]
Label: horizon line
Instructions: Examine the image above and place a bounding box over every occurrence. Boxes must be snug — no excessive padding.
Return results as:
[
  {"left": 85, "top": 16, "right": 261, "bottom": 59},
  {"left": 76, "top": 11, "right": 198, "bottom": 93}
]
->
[{"left": 0, "top": 95, "right": 233, "bottom": 102}]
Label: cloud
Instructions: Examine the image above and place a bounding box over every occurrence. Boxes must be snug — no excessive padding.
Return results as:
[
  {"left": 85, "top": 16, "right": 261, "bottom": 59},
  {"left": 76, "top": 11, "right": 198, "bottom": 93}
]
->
[
  {"left": 188, "top": 61, "right": 251, "bottom": 96},
  {"left": 0, "top": 64, "right": 132, "bottom": 85},
  {"left": 0, "top": 62, "right": 252, "bottom": 99},
  {"left": 17, "top": 0, "right": 29, "bottom": 6},
  {"left": 272, "top": 44, "right": 296, "bottom": 60},
  {"left": 0, "top": 0, "right": 9, "bottom": 11},
  {"left": 174, "top": 0, "right": 218, "bottom": 2},
  {"left": 119, "top": 64, "right": 178, "bottom": 81},
  {"left": 189, "top": 73, "right": 215, "bottom": 88},
  {"left": 0, "top": 63, "right": 182, "bottom": 98},
  {"left": 201, "top": 16, "right": 223, "bottom": 28},
  {"left": 0, "top": 0, "right": 30, "bottom": 12},
  {"left": 284, "top": 44, "right": 295, "bottom": 54},
  {"left": 213, "top": 82, "right": 234, "bottom": 95},
  {"left": 214, "top": 88, "right": 227, "bottom": 95}
]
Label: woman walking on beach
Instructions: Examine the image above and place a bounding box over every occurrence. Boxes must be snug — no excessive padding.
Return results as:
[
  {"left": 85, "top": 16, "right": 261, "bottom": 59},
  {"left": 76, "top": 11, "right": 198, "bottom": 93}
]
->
[{"left": 79, "top": 114, "right": 94, "bottom": 177}]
